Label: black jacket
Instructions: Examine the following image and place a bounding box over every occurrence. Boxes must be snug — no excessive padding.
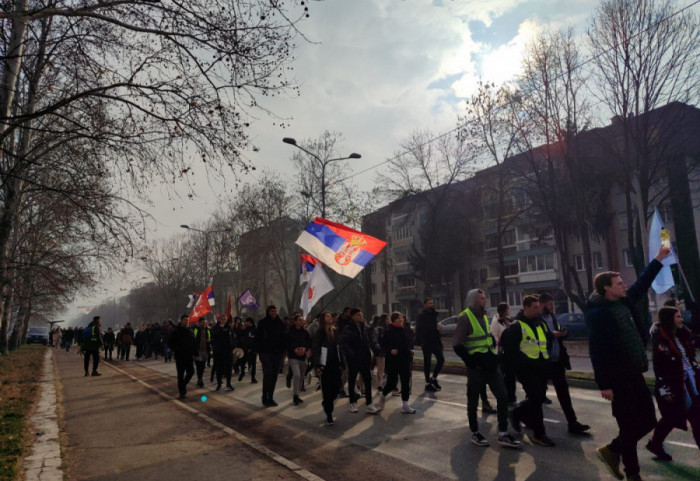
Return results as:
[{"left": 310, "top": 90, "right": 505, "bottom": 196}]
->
[
  {"left": 586, "top": 259, "right": 662, "bottom": 390},
  {"left": 415, "top": 308, "right": 442, "bottom": 350},
  {"left": 312, "top": 328, "right": 344, "bottom": 370},
  {"left": 211, "top": 323, "right": 235, "bottom": 355},
  {"left": 237, "top": 325, "right": 257, "bottom": 353},
  {"left": 340, "top": 321, "right": 372, "bottom": 369},
  {"left": 168, "top": 324, "right": 196, "bottom": 358},
  {"left": 103, "top": 331, "right": 116, "bottom": 347},
  {"left": 256, "top": 315, "right": 285, "bottom": 354},
  {"left": 381, "top": 325, "right": 412, "bottom": 366},
  {"left": 285, "top": 326, "right": 311, "bottom": 361},
  {"left": 501, "top": 311, "right": 552, "bottom": 370}
]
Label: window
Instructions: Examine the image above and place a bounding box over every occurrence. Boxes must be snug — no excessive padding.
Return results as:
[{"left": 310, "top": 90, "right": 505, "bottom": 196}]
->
[
  {"left": 519, "top": 253, "right": 554, "bottom": 273},
  {"left": 390, "top": 280, "right": 395, "bottom": 293},
  {"left": 508, "top": 291, "right": 522, "bottom": 307},
  {"left": 434, "top": 297, "right": 447, "bottom": 310},
  {"left": 574, "top": 255, "right": 584, "bottom": 271},
  {"left": 480, "top": 269, "right": 488, "bottom": 283},
  {"left": 370, "top": 263, "right": 376, "bottom": 274},
  {"left": 497, "top": 261, "right": 519, "bottom": 276},
  {"left": 371, "top": 283, "right": 376, "bottom": 295},
  {"left": 393, "top": 225, "right": 411, "bottom": 240},
  {"left": 485, "top": 230, "right": 516, "bottom": 249},
  {"left": 593, "top": 252, "right": 603, "bottom": 270},
  {"left": 623, "top": 249, "right": 633, "bottom": 267}
]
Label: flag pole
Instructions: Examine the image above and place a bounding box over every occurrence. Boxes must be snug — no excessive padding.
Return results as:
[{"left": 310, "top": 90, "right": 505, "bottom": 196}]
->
[{"left": 315, "top": 278, "right": 356, "bottom": 314}]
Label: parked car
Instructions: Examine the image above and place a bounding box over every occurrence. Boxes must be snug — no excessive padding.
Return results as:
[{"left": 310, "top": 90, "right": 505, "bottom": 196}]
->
[
  {"left": 438, "top": 316, "right": 459, "bottom": 336},
  {"left": 26, "top": 327, "right": 49, "bottom": 345},
  {"left": 556, "top": 312, "right": 589, "bottom": 339}
]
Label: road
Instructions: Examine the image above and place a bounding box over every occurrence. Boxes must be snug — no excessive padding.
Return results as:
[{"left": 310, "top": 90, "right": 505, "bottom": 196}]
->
[{"left": 56, "top": 353, "right": 700, "bottom": 481}]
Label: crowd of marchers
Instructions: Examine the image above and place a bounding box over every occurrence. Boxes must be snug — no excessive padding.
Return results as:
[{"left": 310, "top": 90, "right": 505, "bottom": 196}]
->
[{"left": 50, "top": 244, "right": 698, "bottom": 481}]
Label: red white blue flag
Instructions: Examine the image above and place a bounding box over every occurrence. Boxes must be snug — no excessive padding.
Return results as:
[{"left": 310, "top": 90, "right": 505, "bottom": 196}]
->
[
  {"left": 295, "top": 218, "right": 386, "bottom": 279},
  {"left": 300, "top": 254, "right": 319, "bottom": 285}
]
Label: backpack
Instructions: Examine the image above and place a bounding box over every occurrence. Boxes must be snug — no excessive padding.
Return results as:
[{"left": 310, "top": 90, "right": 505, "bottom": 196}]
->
[{"left": 83, "top": 326, "right": 93, "bottom": 342}]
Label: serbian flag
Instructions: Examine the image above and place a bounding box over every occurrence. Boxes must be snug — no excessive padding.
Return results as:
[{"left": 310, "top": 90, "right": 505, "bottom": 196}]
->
[
  {"left": 300, "top": 254, "right": 319, "bottom": 285},
  {"left": 189, "top": 287, "right": 212, "bottom": 323},
  {"left": 296, "top": 218, "right": 386, "bottom": 278},
  {"left": 206, "top": 285, "right": 215, "bottom": 306},
  {"left": 300, "top": 264, "right": 334, "bottom": 317}
]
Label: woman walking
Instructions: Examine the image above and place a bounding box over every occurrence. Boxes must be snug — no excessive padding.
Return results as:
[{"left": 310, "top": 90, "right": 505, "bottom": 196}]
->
[
  {"left": 370, "top": 314, "right": 387, "bottom": 392},
  {"left": 646, "top": 306, "right": 700, "bottom": 460},
  {"left": 312, "top": 311, "right": 344, "bottom": 425}
]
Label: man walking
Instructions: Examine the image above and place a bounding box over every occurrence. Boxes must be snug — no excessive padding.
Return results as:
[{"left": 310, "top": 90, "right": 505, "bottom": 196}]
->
[
  {"left": 256, "top": 305, "right": 286, "bottom": 407},
  {"left": 538, "top": 293, "right": 590, "bottom": 435},
  {"left": 453, "top": 289, "right": 521, "bottom": 448},
  {"left": 193, "top": 317, "right": 211, "bottom": 388},
  {"left": 340, "top": 308, "right": 379, "bottom": 414},
  {"left": 168, "top": 315, "right": 196, "bottom": 399},
  {"left": 211, "top": 314, "right": 235, "bottom": 391},
  {"left": 587, "top": 245, "right": 670, "bottom": 481},
  {"left": 502, "top": 295, "right": 554, "bottom": 446},
  {"left": 119, "top": 322, "right": 134, "bottom": 360},
  {"left": 83, "top": 316, "right": 103, "bottom": 376},
  {"left": 416, "top": 297, "right": 444, "bottom": 392}
]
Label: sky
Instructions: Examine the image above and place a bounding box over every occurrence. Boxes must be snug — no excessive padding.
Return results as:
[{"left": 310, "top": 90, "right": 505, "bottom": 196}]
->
[{"left": 60, "top": 0, "right": 698, "bottom": 322}]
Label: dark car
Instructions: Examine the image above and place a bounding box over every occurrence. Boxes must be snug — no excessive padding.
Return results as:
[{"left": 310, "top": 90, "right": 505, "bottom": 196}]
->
[
  {"left": 27, "top": 327, "right": 49, "bottom": 345},
  {"left": 556, "top": 313, "right": 589, "bottom": 339}
]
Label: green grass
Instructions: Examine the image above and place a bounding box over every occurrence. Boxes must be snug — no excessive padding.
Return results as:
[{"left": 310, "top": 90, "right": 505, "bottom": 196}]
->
[{"left": 0, "top": 345, "right": 46, "bottom": 481}]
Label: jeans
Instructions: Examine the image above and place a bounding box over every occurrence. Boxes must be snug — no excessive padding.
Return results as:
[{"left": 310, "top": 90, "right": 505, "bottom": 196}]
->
[
  {"left": 348, "top": 363, "right": 373, "bottom": 405},
  {"left": 84, "top": 349, "right": 99, "bottom": 374},
  {"left": 422, "top": 347, "right": 444, "bottom": 383},
  {"left": 175, "top": 355, "right": 195, "bottom": 396},
  {"left": 289, "top": 359, "right": 307, "bottom": 396},
  {"left": 260, "top": 352, "right": 283, "bottom": 401}
]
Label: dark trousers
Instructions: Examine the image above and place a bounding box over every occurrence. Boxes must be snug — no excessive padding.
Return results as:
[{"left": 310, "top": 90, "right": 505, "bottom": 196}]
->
[
  {"left": 608, "top": 374, "right": 657, "bottom": 477},
  {"left": 215, "top": 353, "right": 233, "bottom": 386},
  {"left": 348, "top": 363, "right": 373, "bottom": 405},
  {"left": 175, "top": 355, "right": 195, "bottom": 396},
  {"left": 467, "top": 366, "right": 509, "bottom": 433},
  {"left": 549, "top": 361, "right": 577, "bottom": 425},
  {"left": 195, "top": 360, "right": 206, "bottom": 382},
  {"left": 84, "top": 349, "right": 99, "bottom": 374},
  {"left": 514, "top": 365, "right": 548, "bottom": 438},
  {"left": 499, "top": 354, "right": 517, "bottom": 403},
  {"left": 321, "top": 366, "right": 342, "bottom": 418},
  {"left": 422, "top": 347, "right": 444, "bottom": 383},
  {"left": 651, "top": 407, "right": 700, "bottom": 448},
  {"left": 104, "top": 346, "right": 114, "bottom": 360},
  {"left": 260, "top": 352, "right": 283, "bottom": 401},
  {"left": 383, "top": 360, "right": 411, "bottom": 401},
  {"left": 236, "top": 352, "right": 257, "bottom": 379},
  {"left": 120, "top": 343, "right": 131, "bottom": 360}
]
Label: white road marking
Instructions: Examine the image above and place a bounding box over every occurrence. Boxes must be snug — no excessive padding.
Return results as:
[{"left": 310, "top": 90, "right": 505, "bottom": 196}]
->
[{"left": 105, "top": 362, "right": 327, "bottom": 481}]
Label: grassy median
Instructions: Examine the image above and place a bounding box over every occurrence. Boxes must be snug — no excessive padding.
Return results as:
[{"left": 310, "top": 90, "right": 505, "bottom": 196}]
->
[{"left": 0, "top": 345, "right": 46, "bottom": 481}]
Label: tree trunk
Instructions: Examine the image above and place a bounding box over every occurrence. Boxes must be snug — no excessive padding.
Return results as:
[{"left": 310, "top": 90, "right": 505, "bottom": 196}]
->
[{"left": 0, "top": 0, "right": 29, "bottom": 139}]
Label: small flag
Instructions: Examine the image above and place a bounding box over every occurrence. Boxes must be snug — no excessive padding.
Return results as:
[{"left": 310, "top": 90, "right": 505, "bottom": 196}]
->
[
  {"left": 300, "top": 264, "right": 334, "bottom": 317},
  {"left": 205, "top": 285, "right": 215, "bottom": 306},
  {"left": 186, "top": 292, "right": 198, "bottom": 309},
  {"left": 295, "top": 217, "right": 386, "bottom": 278},
  {"left": 238, "top": 289, "right": 259, "bottom": 310},
  {"left": 648, "top": 208, "right": 678, "bottom": 294},
  {"left": 300, "top": 254, "right": 319, "bottom": 285},
  {"left": 188, "top": 291, "right": 212, "bottom": 323}
]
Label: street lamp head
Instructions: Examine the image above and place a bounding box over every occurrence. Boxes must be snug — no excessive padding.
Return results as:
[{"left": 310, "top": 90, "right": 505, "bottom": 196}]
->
[
  {"left": 282, "top": 137, "right": 297, "bottom": 145},
  {"left": 349, "top": 153, "right": 361, "bottom": 159},
  {"left": 180, "top": 225, "right": 190, "bottom": 229}
]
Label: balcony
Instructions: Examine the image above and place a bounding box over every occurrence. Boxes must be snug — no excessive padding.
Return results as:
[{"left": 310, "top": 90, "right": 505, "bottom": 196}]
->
[
  {"left": 394, "top": 261, "right": 412, "bottom": 275},
  {"left": 396, "top": 285, "right": 417, "bottom": 300}
]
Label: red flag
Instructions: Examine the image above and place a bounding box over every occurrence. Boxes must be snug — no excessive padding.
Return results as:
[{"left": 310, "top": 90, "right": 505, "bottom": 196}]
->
[
  {"left": 226, "top": 294, "right": 232, "bottom": 321},
  {"left": 189, "top": 286, "right": 213, "bottom": 323}
]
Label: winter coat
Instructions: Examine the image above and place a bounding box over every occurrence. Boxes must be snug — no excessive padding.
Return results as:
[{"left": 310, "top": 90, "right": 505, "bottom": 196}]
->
[
  {"left": 237, "top": 325, "right": 257, "bottom": 353},
  {"left": 651, "top": 324, "right": 700, "bottom": 429},
  {"left": 381, "top": 325, "right": 413, "bottom": 367},
  {"left": 501, "top": 311, "right": 552, "bottom": 373},
  {"left": 120, "top": 327, "right": 134, "bottom": 344},
  {"left": 103, "top": 331, "right": 116, "bottom": 348},
  {"left": 211, "top": 324, "right": 235, "bottom": 355},
  {"left": 285, "top": 326, "right": 311, "bottom": 361},
  {"left": 586, "top": 259, "right": 662, "bottom": 391},
  {"left": 370, "top": 325, "right": 385, "bottom": 357},
  {"left": 256, "top": 315, "right": 285, "bottom": 354},
  {"left": 415, "top": 308, "right": 443, "bottom": 350},
  {"left": 312, "top": 328, "right": 344, "bottom": 370},
  {"left": 340, "top": 321, "right": 372, "bottom": 369},
  {"left": 168, "top": 324, "right": 197, "bottom": 359}
]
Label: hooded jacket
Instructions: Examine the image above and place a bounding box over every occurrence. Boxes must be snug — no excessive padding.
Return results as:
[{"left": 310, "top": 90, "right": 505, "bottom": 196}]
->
[{"left": 452, "top": 289, "right": 498, "bottom": 371}]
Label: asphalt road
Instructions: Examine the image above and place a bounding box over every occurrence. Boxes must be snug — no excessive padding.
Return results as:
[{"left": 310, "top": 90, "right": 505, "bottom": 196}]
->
[{"left": 57, "top": 354, "right": 700, "bottom": 481}]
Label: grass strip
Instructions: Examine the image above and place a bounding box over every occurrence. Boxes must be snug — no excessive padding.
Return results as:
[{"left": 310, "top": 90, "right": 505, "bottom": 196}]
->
[{"left": 0, "top": 345, "right": 46, "bottom": 481}]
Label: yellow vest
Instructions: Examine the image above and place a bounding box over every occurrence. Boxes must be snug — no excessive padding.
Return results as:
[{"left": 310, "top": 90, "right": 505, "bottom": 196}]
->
[
  {"left": 518, "top": 321, "right": 549, "bottom": 360},
  {"left": 459, "top": 308, "right": 496, "bottom": 355}
]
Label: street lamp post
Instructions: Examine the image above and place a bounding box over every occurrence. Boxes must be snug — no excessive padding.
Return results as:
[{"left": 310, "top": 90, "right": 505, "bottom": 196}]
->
[
  {"left": 283, "top": 137, "right": 361, "bottom": 218},
  {"left": 179, "top": 225, "right": 232, "bottom": 286}
]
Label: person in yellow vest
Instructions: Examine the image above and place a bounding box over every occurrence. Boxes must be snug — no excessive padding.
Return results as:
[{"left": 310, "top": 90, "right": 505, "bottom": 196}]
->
[
  {"left": 453, "top": 289, "right": 522, "bottom": 448},
  {"left": 501, "top": 295, "right": 555, "bottom": 447}
]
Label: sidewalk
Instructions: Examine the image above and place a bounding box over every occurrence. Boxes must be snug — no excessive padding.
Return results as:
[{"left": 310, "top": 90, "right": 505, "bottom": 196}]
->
[{"left": 54, "top": 352, "right": 305, "bottom": 481}]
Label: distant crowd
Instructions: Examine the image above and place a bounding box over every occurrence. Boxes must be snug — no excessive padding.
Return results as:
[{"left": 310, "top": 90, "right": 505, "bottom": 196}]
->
[{"left": 50, "top": 245, "right": 699, "bottom": 480}]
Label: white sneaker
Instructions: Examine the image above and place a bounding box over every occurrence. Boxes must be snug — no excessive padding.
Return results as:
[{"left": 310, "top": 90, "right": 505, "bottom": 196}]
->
[
  {"left": 375, "top": 395, "right": 386, "bottom": 410},
  {"left": 348, "top": 403, "right": 358, "bottom": 413},
  {"left": 401, "top": 405, "right": 416, "bottom": 414},
  {"left": 366, "top": 403, "right": 379, "bottom": 414}
]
